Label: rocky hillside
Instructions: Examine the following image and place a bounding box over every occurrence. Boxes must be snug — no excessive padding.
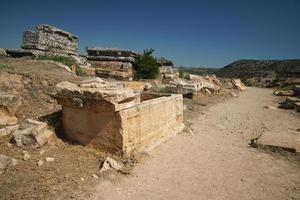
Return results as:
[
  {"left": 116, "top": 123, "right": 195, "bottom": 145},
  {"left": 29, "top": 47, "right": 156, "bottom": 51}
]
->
[{"left": 216, "top": 59, "right": 300, "bottom": 87}]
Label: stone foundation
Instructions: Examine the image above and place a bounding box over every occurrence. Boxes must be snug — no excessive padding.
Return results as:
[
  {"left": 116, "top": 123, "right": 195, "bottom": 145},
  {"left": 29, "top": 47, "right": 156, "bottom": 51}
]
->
[{"left": 54, "top": 78, "right": 184, "bottom": 154}]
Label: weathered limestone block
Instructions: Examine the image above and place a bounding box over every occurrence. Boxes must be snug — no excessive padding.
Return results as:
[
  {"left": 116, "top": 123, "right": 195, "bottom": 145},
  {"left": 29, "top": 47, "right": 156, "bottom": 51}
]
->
[
  {"left": 189, "top": 74, "right": 221, "bottom": 91},
  {"left": 22, "top": 24, "right": 78, "bottom": 55},
  {"left": 54, "top": 78, "right": 184, "bottom": 154},
  {"left": 86, "top": 48, "right": 138, "bottom": 58},
  {"left": 159, "top": 66, "right": 174, "bottom": 74},
  {"left": 0, "top": 93, "right": 21, "bottom": 126},
  {"left": 86, "top": 48, "right": 138, "bottom": 80},
  {"left": 166, "top": 79, "right": 202, "bottom": 95},
  {"left": 0, "top": 48, "right": 7, "bottom": 57},
  {"left": 231, "top": 79, "right": 247, "bottom": 91}
]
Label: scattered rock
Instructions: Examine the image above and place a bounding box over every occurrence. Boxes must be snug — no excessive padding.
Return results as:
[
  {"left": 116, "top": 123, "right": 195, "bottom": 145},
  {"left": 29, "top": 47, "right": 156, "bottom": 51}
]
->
[
  {"left": 12, "top": 127, "right": 36, "bottom": 147},
  {"left": 12, "top": 119, "right": 54, "bottom": 147},
  {"left": 11, "top": 158, "right": 18, "bottom": 166},
  {"left": 0, "top": 154, "right": 12, "bottom": 170},
  {"left": 204, "top": 88, "right": 212, "bottom": 95},
  {"left": 45, "top": 157, "right": 54, "bottom": 162},
  {"left": 100, "top": 157, "right": 122, "bottom": 172},
  {"left": 40, "top": 150, "right": 46, "bottom": 155},
  {"left": 31, "top": 122, "right": 54, "bottom": 146},
  {"left": 0, "top": 48, "right": 7, "bottom": 57},
  {"left": 23, "top": 152, "right": 31, "bottom": 161},
  {"left": 279, "top": 97, "right": 300, "bottom": 109},
  {"left": 230, "top": 91, "right": 238, "bottom": 97},
  {"left": 7, "top": 143, "right": 12, "bottom": 148},
  {"left": 231, "top": 79, "right": 247, "bottom": 91},
  {"left": 92, "top": 174, "right": 99, "bottom": 179},
  {"left": 249, "top": 132, "right": 300, "bottom": 153},
  {"left": 144, "top": 83, "right": 152, "bottom": 90},
  {"left": 0, "top": 93, "right": 21, "bottom": 126},
  {"left": 273, "top": 90, "right": 294, "bottom": 96},
  {"left": 0, "top": 125, "right": 19, "bottom": 137},
  {"left": 37, "top": 160, "right": 44, "bottom": 166},
  {"left": 264, "top": 105, "right": 278, "bottom": 110},
  {"left": 27, "top": 119, "right": 43, "bottom": 125},
  {"left": 184, "top": 126, "right": 194, "bottom": 135}
]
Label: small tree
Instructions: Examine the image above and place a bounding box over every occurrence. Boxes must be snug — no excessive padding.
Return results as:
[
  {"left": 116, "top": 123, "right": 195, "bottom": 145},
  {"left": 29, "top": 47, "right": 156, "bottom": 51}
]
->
[
  {"left": 134, "top": 48, "right": 159, "bottom": 80},
  {"left": 179, "top": 66, "right": 185, "bottom": 78}
]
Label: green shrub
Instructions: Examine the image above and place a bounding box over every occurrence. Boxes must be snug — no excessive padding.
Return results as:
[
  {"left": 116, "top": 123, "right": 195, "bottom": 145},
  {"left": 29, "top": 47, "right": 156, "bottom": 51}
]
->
[
  {"left": 179, "top": 67, "right": 185, "bottom": 78},
  {"left": 75, "top": 66, "right": 86, "bottom": 76},
  {"left": 134, "top": 49, "right": 159, "bottom": 80},
  {"left": 0, "top": 63, "right": 9, "bottom": 69}
]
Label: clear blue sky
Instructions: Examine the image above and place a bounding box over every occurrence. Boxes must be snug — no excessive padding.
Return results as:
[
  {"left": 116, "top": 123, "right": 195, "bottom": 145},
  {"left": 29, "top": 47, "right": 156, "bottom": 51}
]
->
[{"left": 0, "top": 0, "right": 299, "bottom": 67}]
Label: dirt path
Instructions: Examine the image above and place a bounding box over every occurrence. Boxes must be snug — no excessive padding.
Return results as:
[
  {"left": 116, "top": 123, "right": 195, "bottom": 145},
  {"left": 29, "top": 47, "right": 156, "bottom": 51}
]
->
[{"left": 92, "top": 88, "right": 300, "bottom": 200}]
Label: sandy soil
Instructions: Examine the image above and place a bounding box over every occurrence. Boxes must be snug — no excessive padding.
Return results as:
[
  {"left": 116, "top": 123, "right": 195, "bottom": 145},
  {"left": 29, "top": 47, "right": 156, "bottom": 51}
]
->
[{"left": 92, "top": 87, "right": 300, "bottom": 200}]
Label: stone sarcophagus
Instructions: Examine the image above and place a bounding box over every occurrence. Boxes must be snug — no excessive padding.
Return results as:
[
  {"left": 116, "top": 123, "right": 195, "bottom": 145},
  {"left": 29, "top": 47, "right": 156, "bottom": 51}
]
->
[
  {"left": 22, "top": 24, "right": 78, "bottom": 56},
  {"left": 54, "top": 78, "right": 184, "bottom": 154}
]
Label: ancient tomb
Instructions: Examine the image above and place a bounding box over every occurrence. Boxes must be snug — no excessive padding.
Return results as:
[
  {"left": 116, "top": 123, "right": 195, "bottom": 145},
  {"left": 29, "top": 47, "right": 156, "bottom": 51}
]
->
[
  {"left": 86, "top": 48, "right": 139, "bottom": 81},
  {"left": 54, "top": 78, "right": 184, "bottom": 154},
  {"left": 22, "top": 24, "right": 78, "bottom": 56}
]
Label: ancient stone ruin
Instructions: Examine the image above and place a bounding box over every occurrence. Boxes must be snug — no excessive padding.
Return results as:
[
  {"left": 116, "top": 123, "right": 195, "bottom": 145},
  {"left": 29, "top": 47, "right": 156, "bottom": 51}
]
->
[
  {"left": 5, "top": 24, "right": 78, "bottom": 58},
  {"left": 165, "top": 74, "right": 222, "bottom": 97},
  {"left": 157, "top": 57, "right": 179, "bottom": 83},
  {"left": 54, "top": 78, "right": 184, "bottom": 154},
  {"left": 86, "top": 48, "right": 139, "bottom": 80},
  {"left": 22, "top": 24, "right": 78, "bottom": 55}
]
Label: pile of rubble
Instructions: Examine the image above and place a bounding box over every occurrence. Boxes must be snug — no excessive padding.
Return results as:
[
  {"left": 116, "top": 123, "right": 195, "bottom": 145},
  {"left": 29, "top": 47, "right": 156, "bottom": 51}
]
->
[
  {"left": 86, "top": 48, "right": 139, "bottom": 80},
  {"left": 164, "top": 74, "right": 225, "bottom": 96},
  {"left": 0, "top": 92, "right": 55, "bottom": 147},
  {"left": 273, "top": 85, "right": 300, "bottom": 112}
]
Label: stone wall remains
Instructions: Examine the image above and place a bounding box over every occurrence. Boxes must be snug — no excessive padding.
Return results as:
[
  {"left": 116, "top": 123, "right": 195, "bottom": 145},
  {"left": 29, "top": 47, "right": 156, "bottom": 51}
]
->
[{"left": 22, "top": 24, "right": 78, "bottom": 56}]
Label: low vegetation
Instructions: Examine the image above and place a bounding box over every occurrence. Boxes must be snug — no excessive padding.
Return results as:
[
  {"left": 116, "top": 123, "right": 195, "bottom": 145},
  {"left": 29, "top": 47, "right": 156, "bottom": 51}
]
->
[
  {"left": 36, "top": 55, "right": 85, "bottom": 76},
  {"left": 134, "top": 48, "right": 159, "bottom": 80}
]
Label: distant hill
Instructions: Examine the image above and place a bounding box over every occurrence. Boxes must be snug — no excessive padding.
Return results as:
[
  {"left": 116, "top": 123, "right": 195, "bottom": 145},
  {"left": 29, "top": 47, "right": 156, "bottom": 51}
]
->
[
  {"left": 217, "top": 59, "right": 300, "bottom": 79},
  {"left": 216, "top": 59, "right": 300, "bottom": 87}
]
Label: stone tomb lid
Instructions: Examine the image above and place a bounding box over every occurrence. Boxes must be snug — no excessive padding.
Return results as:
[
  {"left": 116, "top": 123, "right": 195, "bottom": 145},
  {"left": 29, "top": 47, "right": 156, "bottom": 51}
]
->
[{"left": 55, "top": 77, "right": 135, "bottom": 104}]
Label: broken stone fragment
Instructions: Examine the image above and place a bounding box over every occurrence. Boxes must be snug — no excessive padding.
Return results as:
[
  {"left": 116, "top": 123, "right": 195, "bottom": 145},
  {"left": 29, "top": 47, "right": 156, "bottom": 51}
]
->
[
  {"left": 273, "top": 90, "right": 294, "bottom": 96},
  {"left": 100, "top": 157, "right": 122, "bottom": 172},
  {"left": 37, "top": 160, "right": 44, "bottom": 166},
  {"left": 231, "top": 79, "right": 247, "bottom": 91},
  {"left": 0, "top": 155, "right": 11, "bottom": 170},
  {"left": 23, "top": 152, "right": 31, "bottom": 160},
  {"left": 45, "top": 157, "right": 54, "bottom": 162},
  {"left": 264, "top": 105, "right": 278, "bottom": 110},
  {"left": 12, "top": 119, "right": 54, "bottom": 147},
  {"left": 144, "top": 83, "right": 152, "bottom": 90},
  {"left": 0, "top": 93, "right": 21, "bottom": 126},
  {"left": 92, "top": 174, "right": 99, "bottom": 179},
  {"left": 13, "top": 127, "right": 36, "bottom": 147},
  {"left": 279, "top": 97, "right": 300, "bottom": 109},
  {"left": 31, "top": 122, "right": 54, "bottom": 146},
  {"left": 0, "top": 125, "right": 19, "bottom": 137}
]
